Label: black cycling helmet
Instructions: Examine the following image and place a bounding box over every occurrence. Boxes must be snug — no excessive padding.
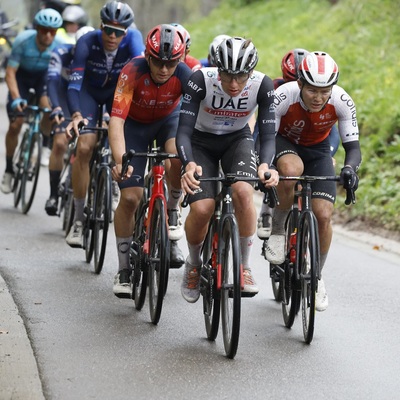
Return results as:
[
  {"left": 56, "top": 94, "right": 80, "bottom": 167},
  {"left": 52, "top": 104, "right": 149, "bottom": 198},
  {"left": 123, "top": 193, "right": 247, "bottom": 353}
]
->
[
  {"left": 215, "top": 37, "right": 258, "bottom": 74},
  {"left": 100, "top": 1, "right": 134, "bottom": 28},
  {"left": 146, "top": 24, "right": 185, "bottom": 61}
]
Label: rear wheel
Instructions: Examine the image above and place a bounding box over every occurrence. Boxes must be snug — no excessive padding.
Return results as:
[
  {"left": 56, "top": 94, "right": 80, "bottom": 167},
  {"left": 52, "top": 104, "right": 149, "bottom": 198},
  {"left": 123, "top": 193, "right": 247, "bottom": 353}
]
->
[
  {"left": 299, "top": 211, "right": 319, "bottom": 344},
  {"left": 93, "top": 168, "right": 111, "bottom": 274},
  {"left": 201, "top": 216, "right": 220, "bottom": 341},
  {"left": 21, "top": 131, "right": 42, "bottom": 214},
  {"left": 148, "top": 198, "right": 169, "bottom": 325},
  {"left": 220, "top": 216, "right": 241, "bottom": 359}
]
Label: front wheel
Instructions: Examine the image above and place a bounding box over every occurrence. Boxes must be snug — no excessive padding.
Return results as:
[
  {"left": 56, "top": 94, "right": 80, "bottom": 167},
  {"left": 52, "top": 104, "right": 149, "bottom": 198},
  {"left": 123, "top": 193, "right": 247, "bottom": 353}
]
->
[
  {"left": 220, "top": 216, "right": 241, "bottom": 359},
  {"left": 21, "top": 131, "right": 42, "bottom": 214},
  {"left": 299, "top": 211, "right": 319, "bottom": 344},
  {"left": 12, "top": 131, "right": 28, "bottom": 208},
  {"left": 93, "top": 168, "right": 112, "bottom": 274},
  {"left": 148, "top": 197, "right": 169, "bottom": 325},
  {"left": 84, "top": 170, "right": 96, "bottom": 263}
]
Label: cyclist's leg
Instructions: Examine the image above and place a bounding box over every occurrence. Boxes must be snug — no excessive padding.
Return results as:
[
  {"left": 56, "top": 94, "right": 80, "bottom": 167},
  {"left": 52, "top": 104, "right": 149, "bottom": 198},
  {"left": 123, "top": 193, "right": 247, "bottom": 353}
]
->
[
  {"left": 221, "top": 129, "right": 258, "bottom": 293},
  {"left": 266, "top": 136, "right": 302, "bottom": 264},
  {"left": 46, "top": 83, "right": 69, "bottom": 215},
  {"left": 66, "top": 90, "right": 99, "bottom": 246}
]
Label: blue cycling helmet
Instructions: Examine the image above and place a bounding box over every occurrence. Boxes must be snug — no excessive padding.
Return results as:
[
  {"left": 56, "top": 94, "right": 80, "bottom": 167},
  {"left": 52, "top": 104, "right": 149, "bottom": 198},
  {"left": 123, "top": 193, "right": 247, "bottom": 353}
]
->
[
  {"left": 34, "top": 8, "right": 63, "bottom": 28},
  {"left": 100, "top": 1, "right": 134, "bottom": 28}
]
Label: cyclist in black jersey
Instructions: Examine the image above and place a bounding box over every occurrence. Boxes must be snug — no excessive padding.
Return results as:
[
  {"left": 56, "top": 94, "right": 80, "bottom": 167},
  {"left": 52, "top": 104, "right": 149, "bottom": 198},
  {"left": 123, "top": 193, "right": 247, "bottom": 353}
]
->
[{"left": 176, "top": 37, "right": 279, "bottom": 303}]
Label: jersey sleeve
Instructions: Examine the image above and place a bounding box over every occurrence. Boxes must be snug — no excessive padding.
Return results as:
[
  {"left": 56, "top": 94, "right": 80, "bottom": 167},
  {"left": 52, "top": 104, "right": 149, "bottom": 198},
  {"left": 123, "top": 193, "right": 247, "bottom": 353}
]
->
[
  {"left": 127, "top": 29, "right": 145, "bottom": 57},
  {"left": 47, "top": 50, "right": 62, "bottom": 108},
  {"left": 256, "top": 76, "right": 276, "bottom": 166},
  {"left": 67, "top": 35, "right": 90, "bottom": 114},
  {"left": 176, "top": 70, "right": 206, "bottom": 166}
]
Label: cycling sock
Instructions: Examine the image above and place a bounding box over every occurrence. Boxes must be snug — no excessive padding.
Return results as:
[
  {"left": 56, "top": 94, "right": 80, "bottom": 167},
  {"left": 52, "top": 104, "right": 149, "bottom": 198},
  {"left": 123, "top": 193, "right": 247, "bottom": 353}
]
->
[
  {"left": 73, "top": 198, "right": 85, "bottom": 223},
  {"left": 320, "top": 253, "right": 328, "bottom": 272},
  {"left": 49, "top": 170, "right": 61, "bottom": 198},
  {"left": 271, "top": 208, "right": 290, "bottom": 235},
  {"left": 5, "top": 156, "right": 13, "bottom": 173},
  {"left": 240, "top": 235, "right": 254, "bottom": 270},
  {"left": 167, "top": 186, "right": 182, "bottom": 210},
  {"left": 187, "top": 242, "right": 203, "bottom": 266},
  {"left": 259, "top": 202, "right": 273, "bottom": 217},
  {"left": 116, "top": 236, "right": 132, "bottom": 271},
  {"left": 42, "top": 134, "right": 49, "bottom": 148}
]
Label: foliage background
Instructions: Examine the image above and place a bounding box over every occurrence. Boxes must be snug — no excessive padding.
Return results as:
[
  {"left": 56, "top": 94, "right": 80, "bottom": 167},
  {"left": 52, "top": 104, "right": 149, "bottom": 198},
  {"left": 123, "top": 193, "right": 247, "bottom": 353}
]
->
[{"left": 185, "top": 0, "right": 400, "bottom": 233}]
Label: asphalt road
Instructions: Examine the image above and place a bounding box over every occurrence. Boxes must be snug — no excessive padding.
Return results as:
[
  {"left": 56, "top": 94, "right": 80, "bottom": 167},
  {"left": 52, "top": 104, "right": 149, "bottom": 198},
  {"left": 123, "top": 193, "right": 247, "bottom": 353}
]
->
[{"left": 1, "top": 83, "right": 400, "bottom": 400}]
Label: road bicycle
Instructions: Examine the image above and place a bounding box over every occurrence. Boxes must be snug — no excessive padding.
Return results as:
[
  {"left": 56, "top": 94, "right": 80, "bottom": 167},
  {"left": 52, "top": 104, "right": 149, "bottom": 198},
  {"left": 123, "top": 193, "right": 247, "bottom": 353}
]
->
[
  {"left": 12, "top": 105, "right": 51, "bottom": 214},
  {"left": 183, "top": 172, "right": 275, "bottom": 359},
  {"left": 79, "top": 112, "right": 113, "bottom": 274},
  {"left": 123, "top": 148, "right": 177, "bottom": 325},
  {"left": 264, "top": 174, "right": 356, "bottom": 344}
]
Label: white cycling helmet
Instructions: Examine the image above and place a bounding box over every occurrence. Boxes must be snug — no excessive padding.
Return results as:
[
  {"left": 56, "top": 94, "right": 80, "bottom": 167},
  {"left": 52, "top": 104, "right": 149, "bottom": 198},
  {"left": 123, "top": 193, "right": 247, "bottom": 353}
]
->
[
  {"left": 298, "top": 51, "right": 339, "bottom": 87},
  {"left": 75, "top": 25, "right": 94, "bottom": 42},
  {"left": 208, "top": 34, "right": 230, "bottom": 66},
  {"left": 215, "top": 36, "right": 258, "bottom": 74}
]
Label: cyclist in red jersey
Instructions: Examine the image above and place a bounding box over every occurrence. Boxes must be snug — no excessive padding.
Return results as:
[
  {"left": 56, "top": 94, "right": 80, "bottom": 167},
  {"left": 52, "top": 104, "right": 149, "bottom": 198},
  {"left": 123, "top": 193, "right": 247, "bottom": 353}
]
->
[
  {"left": 265, "top": 51, "right": 361, "bottom": 312},
  {"left": 170, "top": 23, "right": 202, "bottom": 71},
  {"left": 109, "top": 24, "right": 193, "bottom": 299}
]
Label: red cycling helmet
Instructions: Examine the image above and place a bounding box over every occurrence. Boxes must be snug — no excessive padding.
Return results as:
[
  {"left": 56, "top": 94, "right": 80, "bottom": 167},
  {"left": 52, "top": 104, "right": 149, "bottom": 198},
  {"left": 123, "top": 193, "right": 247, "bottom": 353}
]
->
[
  {"left": 281, "top": 48, "right": 309, "bottom": 82},
  {"left": 298, "top": 51, "right": 339, "bottom": 87},
  {"left": 146, "top": 24, "right": 185, "bottom": 61}
]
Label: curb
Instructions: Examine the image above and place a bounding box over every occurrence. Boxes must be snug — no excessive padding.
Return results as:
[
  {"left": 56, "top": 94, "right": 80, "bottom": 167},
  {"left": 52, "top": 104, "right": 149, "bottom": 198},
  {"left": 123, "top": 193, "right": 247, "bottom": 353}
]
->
[{"left": 0, "top": 274, "right": 45, "bottom": 400}]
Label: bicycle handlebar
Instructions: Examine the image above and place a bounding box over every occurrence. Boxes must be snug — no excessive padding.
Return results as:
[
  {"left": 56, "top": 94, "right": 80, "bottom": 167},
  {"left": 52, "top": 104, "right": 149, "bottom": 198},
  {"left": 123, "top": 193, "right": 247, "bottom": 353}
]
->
[
  {"left": 279, "top": 174, "right": 356, "bottom": 205},
  {"left": 120, "top": 149, "right": 179, "bottom": 179},
  {"left": 181, "top": 172, "right": 277, "bottom": 208}
]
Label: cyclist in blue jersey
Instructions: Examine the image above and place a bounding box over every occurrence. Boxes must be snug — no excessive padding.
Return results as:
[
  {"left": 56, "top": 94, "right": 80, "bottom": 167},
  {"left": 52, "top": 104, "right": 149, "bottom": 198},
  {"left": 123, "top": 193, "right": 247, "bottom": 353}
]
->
[
  {"left": 64, "top": 1, "right": 144, "bottom": 248},
  {"left": 0, "top": 8, "right": 63, "bottom": 195},
  {"left": 44, "top": 26, "right": 94, "bottom": 216}
]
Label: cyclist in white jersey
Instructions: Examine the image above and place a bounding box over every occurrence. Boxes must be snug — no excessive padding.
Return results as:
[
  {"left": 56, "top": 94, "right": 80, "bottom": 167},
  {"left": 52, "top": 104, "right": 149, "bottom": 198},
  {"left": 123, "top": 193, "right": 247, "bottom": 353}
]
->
[{"left": 176, "top": 37, "right": 279, "bottom": 303}]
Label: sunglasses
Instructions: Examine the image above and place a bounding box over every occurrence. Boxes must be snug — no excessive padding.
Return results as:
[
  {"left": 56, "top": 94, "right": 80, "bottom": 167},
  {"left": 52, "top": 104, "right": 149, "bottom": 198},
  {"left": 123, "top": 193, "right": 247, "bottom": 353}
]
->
[
  {"left": 101, "top": 23, "right": 127, "bottom": 38},
  {"left": 37, "top": 26, "right": 58, "bottom": 36},
  {"left": 150, "top": 57, "right": 180, "bottom": 69},
  {"left": 219, "top": 71, "right": 250, "bottom": 84}
]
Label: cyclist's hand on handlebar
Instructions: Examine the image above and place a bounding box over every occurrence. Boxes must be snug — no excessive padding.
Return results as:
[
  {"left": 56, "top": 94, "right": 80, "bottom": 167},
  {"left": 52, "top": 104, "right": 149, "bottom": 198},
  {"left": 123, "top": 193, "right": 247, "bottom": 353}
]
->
[
  {"left": 65, "top": 113, "right": 86, "bottom": 140},
  {"left": 49, "top": 107, "right": 65, "bottom": 125},
  {"left": 340, "top": 166, "right": 358, "bottom": 205},
  {"left": 257, "top": 164, "right": 279, "bottom": 188},
  {"left": 181, "top": 162, "right": 202, "bottom": 195},
  {"left": 10, "top": 97, "right": 27, "bottom": 112},
  {"left": 111, "top": 162, "right": 133, "bottom": 182}
]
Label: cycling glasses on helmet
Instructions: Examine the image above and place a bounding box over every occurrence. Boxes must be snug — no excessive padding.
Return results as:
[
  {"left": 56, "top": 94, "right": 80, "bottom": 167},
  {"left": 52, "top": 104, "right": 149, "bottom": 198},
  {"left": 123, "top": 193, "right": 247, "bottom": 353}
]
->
[{"left": 101, "top": 23, "right": 127, "bottom": 38}]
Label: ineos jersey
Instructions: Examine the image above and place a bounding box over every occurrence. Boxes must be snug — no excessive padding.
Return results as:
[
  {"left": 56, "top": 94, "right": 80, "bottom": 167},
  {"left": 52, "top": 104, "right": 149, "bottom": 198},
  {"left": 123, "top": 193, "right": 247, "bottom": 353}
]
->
[
  {"left": 68, "top": 29, "right": 144, "bottom": 114},
  {"left": 111, "top": 57, "right": 192, "bottom": 123},
  {"left": 176, "top": 67, "right": 276, "bottom": 166},
  {"left": 274, "top": 81, "right": 359, "bottom": 146}
]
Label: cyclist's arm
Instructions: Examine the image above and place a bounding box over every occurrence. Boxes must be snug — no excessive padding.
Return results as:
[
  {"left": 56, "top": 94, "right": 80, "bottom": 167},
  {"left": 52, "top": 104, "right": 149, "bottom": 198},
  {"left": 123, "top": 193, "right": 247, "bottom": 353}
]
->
[
  {"left": 47, "top": 51, "right": 63, "bottom": 109},
  {"left": 109, "top": 115, "right": 131, "bottom": 181},
  {"left": 176, "top": 69, "right": 205, "bottom": 169},
  {"left": 5, "top": 65, "right": 20, "bottom": 100}
]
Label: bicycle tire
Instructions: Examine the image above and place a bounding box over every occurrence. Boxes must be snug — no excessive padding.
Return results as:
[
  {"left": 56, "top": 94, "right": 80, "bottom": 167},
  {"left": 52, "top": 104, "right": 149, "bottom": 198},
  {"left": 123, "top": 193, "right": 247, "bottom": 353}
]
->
[
  {"left": 133, "top": 195, "right": 149, "bottom": 310},
  {"left": 148, "top": 197, "right": 169, "bottom": 325},
  {"left": 64, "top": 196, "right": 74, "bottom": 237},
  {"left": 299, "top": 211, "right": 319, "bottom": 344},
  {"left": 93, "top": 167, "right": 112, "bottom": 274},
  {"left": 12, "top": 131, "right": 27, "bottom": 208},
  {"left": 21, "top": 131, "right": 42, "bottom": 214},
  {"left": 201, "top": 216, "right": 220, "bottom": 341},
  {"left": 220, "top": 216, "right": 241, "bottom": 359},
  {"left": 84, "top": 169, "right": 96, "bottom": 263},
  {"left": 282, "top": 210, "right": 300, "bottom": 328}
]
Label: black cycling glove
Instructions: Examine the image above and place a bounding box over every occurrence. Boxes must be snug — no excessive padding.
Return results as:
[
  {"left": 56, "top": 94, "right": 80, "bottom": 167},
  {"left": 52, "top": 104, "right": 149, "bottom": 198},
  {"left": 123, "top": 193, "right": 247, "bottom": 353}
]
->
[
  {"left": 50, "top": 108, "right": 64, "bottom": 121},
  {"left": 340, "top": 166, "right": 359, "bottom": 191}
]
